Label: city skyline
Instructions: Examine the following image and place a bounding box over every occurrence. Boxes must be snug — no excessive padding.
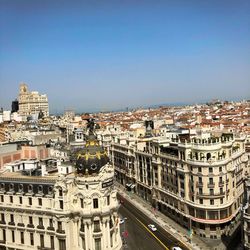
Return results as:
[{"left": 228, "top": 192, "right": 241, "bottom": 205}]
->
[{"left": 0, "top": 0, "right": 250, "bottom": 113}]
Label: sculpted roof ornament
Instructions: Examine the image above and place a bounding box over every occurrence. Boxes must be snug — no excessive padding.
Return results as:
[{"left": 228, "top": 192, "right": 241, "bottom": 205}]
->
[{"left": 71, "top": 119, "right": 109, "bottom": 176}]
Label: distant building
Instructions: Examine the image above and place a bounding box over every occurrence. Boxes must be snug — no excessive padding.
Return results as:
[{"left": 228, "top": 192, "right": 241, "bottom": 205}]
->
[
  {"left": 18, "top": 83, "right": 49, "bottom": 121},
  {"left": 11, "top": 99, "right": 19, "bottom": 113}
]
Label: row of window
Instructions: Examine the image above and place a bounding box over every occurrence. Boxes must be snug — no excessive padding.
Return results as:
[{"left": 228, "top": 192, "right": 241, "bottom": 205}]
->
[
  {"left": 0, "top": 195, "right": 111, "bottom": 210},
  {"left": 1, "top": 229, "right": 65, "bottom": 250},
  {"left": 1, "top": 213, "right": 63, "bottom": 230},
  {"left": 0, "top": 183, "right": 53, "bottom": 194}
]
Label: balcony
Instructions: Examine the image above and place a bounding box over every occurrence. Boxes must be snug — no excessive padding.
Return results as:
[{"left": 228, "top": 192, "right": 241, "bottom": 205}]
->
[
  {"left": 219, "top": 181, "right": 225, "bottom": 187},
  {"left": 0, "top": 221, "right": 6, "bottom": 225},
  {"left": 27, "top": 224, "right": 35, "bottom": 228},
  {"left": 47, "top": 226, "right": 55, "bottom": 231},
  {"left": 17, "top": 223, "right": 25, "bottom": 227},
  {"left": 207, "top": 183, "right": 215, "bottom": 188},
  {"left": 56, "top": 229, "right": 65, "bottom": 235},
  {"left": 8, "top": 221, "right": 15, "bottom": 226},
  {"left": 196, "top": 182, "right": 203, "bottom": 187},
  {"left": 37, "top": 225, "right": 45, "bottom": 230},
  {"left": 196, "top": 191, "right": 225, "bottom": 198}
]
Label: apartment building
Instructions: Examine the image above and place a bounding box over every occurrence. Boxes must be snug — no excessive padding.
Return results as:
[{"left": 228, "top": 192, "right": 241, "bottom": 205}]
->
[{"left": 111, "top": 132, "right": 249, "bottom": 240}]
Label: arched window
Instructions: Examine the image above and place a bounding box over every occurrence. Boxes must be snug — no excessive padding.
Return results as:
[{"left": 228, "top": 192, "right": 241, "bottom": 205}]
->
[
  {"left": 19, "top": 184, "right": 23, "bottom": 192},
  {"left": 9, "top": 183, "right": 14, "bottom": 191},
  {"left": 38, "top": 185, "right": 43, "bottom": 193},
  {"left": 28, "top": 184, "right": 33, "bottom": 193}
]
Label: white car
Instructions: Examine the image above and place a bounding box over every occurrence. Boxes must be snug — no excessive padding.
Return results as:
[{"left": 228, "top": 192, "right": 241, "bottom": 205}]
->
[
  {"left": 172, "top": 247, "right": 183, "bottom": 250},
  {"left": 148, "top": 224, "right": 157, "bottom": 231},
  {"left": 119, "top": 217, "right": 127, "bottom": 224}
]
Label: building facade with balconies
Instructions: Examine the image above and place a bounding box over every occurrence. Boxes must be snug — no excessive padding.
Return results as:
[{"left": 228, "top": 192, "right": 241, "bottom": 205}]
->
[
  {"left": 0, "top": 121, "right": 122, "bottom": 250},
  {"left": 112, "top": 132, "right": 249, "bottom": 243}
]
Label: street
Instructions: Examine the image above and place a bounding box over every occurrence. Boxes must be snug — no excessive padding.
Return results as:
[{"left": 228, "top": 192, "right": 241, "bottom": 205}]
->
[{"left": 118, "top": 194, "right": 189, "bottom": 250}]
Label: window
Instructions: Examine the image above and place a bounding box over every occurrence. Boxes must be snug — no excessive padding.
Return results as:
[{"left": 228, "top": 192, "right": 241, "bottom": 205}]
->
[
  {"left": 58, "top": 221, "right": 62, "bottom": 231},
  {"left": 1, "top": 213, "right": 5, "bottom": 222},
  {"left": 29, "top": 216, "right": 33, "bottom": 225},
  {"left": 49, "top": 218, "right": 53, "bottom": 228},
  {"left": 199, "top": 199, "right": 203, "bottom": 204},
  {"left": 29, "top": 197, "right": 32, "bottom": 205},
  {"left": 210, "top": 199, "right": 214, "bottom": 205},
  {"left": 50, "top": 236, "right": 54, "bottom": 249},
  {"left": 3, "top": 229, "right": 6, "bottom": 242},
  {"left": 28, "top": 185, "right": 33, "bottom": 193},
  {"left": 19, "top": 197, "right": 23, "bottom": 204},
  {"left": 93, "top": 198, "right": 98, "bottom": 209},
  {"left": 198, "top": 177, "right": 202, "bottom": 183},
  {"left": 107, "top": 195, "right": 110, "bottom": 206},
  {"left": 10, "top": 214, "right": 14, "bottom": 222},
  {"left": 0, "top": 195, "right": 3, "bottom": 202},
  {"left": 59, "top": 188, "right": 63, "bottom": 197},
  {"left": 9, "top": 183, "right": 14, "bottom": 191},
  {"left": 38, "top": 198, "right": 42, "bottom": 206},
  {"left": 93, "top": 220, "right": 100, "bottom": 232},
  {"left": 30, "top": 233, "right": 34, "bottom": 245},
  {"left": 220, "top": 198, "right": 223, "bottom": 204},
  {"left": 10, "top": 196, "right": 13, "bottom": 203},
  {"left": 94, "top": 238, "right": 101, "bottom": 250},
  {"left": 219, "top": 166, "right": 222, "bottom": 172},
  {"left": 38, "top": 185, "right": 43, "bottom": 193},
  {"left": 59, "top": 239, "right": 66, "bottom": 250},
  {"left": 209, "top": 189, "right": 214, "bottom": 195},
  {"left": 20, "top": 231, "right": 24, "bottom": 244},
  {"left": 40, "top": 234, "right": 44, "bottom": 248},
  {"left": 59, "top": 200, "right": 63, "bottom": 209},
  {"left": 39, "top": 217, "right": 43, "bottom": 226},
  {"left": 80, "top": 198, "right": 84, "bottom": 208},
  {"left": 220, "top": 188, "right": 223, "bottom": 194},
  {"left": 209, "top": 167, "right": 213, "bottom": 173},
  {"left": 198, "top": 167, "right": 202, "bottom": 173},
  {"left": 12, "top": 230, "right": 15, "bottom": 242},
  {"left": 19, "top": 184, "right": 23, "bottom": 192},
  {"left": 209, "top": 178, "right": 213, "bottom": 184},
  {"left": 219, "top": 176, "right": 223, "bottom": 183},
  {"left": 199, "top": 188, "right": 203, "bottom": 194}
]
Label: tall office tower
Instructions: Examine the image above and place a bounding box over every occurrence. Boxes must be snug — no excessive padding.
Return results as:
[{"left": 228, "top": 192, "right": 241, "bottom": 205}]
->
[
  {"left": 0, "top": 120, "right": 122, "bottom": 250},
  {"left": 18, "top": 83, "right": 49, "bottom": 121}
]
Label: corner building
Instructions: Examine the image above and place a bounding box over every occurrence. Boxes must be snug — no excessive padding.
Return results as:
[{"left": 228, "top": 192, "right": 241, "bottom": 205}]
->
[
  {"left": 0, "top": 127, "right": 122, "bottom": 249},
  {"left": 112, "top": 132, "right": 249, "bottom": 241}
]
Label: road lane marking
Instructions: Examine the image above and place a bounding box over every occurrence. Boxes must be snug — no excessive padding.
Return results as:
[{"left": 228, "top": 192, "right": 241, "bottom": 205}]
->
[{"left": 135, "top": 217, "right": 169, "bottom": 250}]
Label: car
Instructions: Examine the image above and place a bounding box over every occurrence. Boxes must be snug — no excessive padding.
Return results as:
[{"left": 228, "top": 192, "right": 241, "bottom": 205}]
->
[
  {"left": 148, "top": 224, "right": 157, "bottom": 231},
  {"left": 119, "top": 217, "right": 127, "bottom": 224},
  {"left": 172, "top": 247, "right": 183, "bottom": 250}
]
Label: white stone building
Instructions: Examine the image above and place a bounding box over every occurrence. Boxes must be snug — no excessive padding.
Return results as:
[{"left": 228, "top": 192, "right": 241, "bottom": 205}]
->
[
  {"left": 18, "top": 83, "right": 49, "bottom": 121},
  {"left": 0, "top": 122, "right": 122, "bottom": 250}
]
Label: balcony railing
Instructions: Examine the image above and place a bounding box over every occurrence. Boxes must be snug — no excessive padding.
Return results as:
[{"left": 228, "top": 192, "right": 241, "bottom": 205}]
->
[
  {"left": 218, "top": 181, "right": 225, "bottom": 187},
  {"left": 207, "top": 183, "right": 215, "bottom": 188},
  {"left": 196, "top": 182, "right": 203, "bottom": 187}
]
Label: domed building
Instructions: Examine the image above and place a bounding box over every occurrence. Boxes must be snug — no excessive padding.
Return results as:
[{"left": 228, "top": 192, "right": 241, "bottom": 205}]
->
[{"left": 0, "top": 119, "right": 122, "bottom": 250}]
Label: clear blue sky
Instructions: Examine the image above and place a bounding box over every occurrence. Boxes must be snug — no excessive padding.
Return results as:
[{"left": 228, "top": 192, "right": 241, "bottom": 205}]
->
[{"left": 0, "top": 0, "right": 249, "bottom": 113}]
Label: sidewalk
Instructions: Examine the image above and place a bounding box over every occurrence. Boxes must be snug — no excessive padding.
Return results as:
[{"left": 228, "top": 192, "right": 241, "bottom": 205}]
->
[{"left": 116, "top": 184, "right": 211, "bottom": 250}]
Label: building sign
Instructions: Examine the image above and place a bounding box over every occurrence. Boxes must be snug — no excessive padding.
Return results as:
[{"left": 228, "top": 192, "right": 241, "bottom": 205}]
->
[{"left": 102, "top": 179, "right": 113, "bottom": 188}]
